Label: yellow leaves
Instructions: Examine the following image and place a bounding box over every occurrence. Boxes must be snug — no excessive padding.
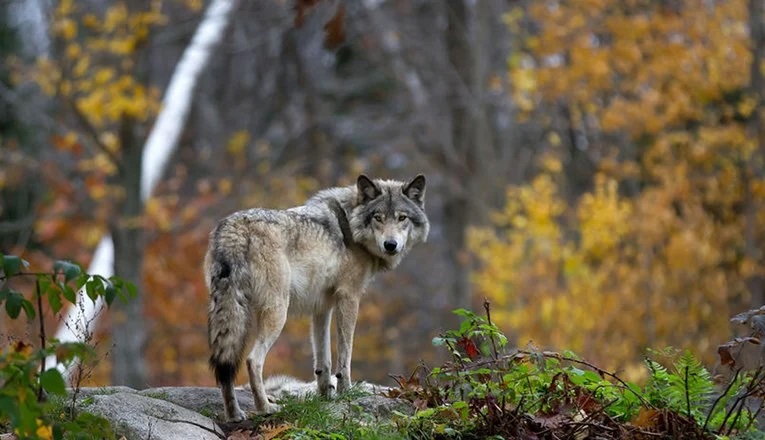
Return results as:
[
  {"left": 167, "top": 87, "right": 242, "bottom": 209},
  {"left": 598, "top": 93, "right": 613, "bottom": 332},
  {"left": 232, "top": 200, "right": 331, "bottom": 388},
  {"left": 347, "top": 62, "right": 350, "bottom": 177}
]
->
[
  {"left": 35, "top": 0, "right": 167, "bottom": 130},
  {"left": 145, "top": 198, "right": 173, "bottom": 232},
  {"left": 33, "top": 58, "right": 61, "bottom": 96},
  {"left": 35, "top": 420, "right": 53, "bottom": 440},
  {"left": 227, "top": 130, "right": 251, "bottom": 158},
  {"left": 737, "top": 95, "right": 758, "bottom": 118},
  {"left": 184, "top": 0, "right": 204, "bottom": 12},
  {"left": 218, "top": 178, "right": 233, "bottom": 196},
  {"left": 577, "top": 175, "right": 632, "bottom": 258},
  {"left": 54, "top": 18, "right": 78, "bottom": 40},
  {"left": 509, "top": 54, "right": 538, "bottom": 114},
  {"left": 75, "top": 72, "right": 161, "bottom": 126},
  {"left": 65, "top": 43, "right": 81, "bottom": 59},
  {"left": 82, "top": 14, "right": 100, "bottom": 30}
]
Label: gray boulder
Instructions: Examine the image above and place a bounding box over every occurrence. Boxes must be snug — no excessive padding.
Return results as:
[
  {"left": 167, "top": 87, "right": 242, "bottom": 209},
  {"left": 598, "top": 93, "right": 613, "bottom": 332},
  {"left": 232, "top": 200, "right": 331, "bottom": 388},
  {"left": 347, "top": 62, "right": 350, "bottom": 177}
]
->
[
  {"left": 351, "top": 395, "right": 414, "bottom": 418},
  {"left": 137, "top": 386, "right": 256, "bottom": 419},
  {"left": 84, "top": 392, "right": 224, "bottom": 440}
]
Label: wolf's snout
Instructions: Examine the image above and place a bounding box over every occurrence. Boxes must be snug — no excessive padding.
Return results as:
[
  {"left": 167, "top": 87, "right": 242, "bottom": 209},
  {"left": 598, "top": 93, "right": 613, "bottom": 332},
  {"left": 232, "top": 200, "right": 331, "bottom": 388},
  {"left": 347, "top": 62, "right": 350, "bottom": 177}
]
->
[{"left": 383, "top": 240, "right": 398, "bottom": 254}]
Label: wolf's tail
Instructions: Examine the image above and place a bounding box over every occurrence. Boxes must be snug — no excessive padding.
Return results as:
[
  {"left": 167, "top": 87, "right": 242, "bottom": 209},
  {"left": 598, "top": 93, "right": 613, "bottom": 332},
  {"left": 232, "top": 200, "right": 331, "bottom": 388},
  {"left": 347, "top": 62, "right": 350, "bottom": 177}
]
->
[{"left": 206, "top": 226, "right": 251, "bottom": 386}]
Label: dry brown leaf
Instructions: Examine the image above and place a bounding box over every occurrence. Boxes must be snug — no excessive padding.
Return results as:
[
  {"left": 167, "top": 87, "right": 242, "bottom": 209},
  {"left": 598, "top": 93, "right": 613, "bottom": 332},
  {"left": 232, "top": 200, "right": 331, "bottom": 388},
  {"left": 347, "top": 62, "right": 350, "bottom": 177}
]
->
[{"left": 323, "top": 5, "right": 345, "bottom": 49}]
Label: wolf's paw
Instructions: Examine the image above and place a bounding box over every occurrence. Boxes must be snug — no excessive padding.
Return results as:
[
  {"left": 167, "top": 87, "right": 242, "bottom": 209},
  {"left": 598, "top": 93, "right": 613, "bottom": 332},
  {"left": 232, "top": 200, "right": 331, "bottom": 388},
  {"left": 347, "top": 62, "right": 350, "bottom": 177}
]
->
[
  {"left": 226, "top": 408, "right": 247, "bottom": 423},
  {"left": 256, "top": 402, "right": 281, "bottom": 415},
  {"left": 318, "top": 381, "right": 336, "bottom": 398},
  {"left": 335, "top": 375, "right": 352, "bottom": 395}
]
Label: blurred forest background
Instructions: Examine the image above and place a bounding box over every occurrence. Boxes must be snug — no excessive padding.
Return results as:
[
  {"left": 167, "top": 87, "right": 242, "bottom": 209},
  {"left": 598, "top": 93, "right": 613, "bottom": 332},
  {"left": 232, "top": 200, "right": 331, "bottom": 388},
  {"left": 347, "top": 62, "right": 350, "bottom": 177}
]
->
[{"left": 1, "top": 0, "right": 764, "bottom": 389}]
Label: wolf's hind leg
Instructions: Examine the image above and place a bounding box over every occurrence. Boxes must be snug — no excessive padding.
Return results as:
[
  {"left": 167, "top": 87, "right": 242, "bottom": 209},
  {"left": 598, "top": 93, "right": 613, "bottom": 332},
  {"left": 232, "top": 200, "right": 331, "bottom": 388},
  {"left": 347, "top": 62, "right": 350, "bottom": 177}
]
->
[
  {"left": 221, "top": 379, "right": 246, "bottom": 422},
  {"left": 311, "top": 309, "right": 334, "bottom": 397},
  {"left": 247, "top": 303, "right": 288, "bottom": 414}
]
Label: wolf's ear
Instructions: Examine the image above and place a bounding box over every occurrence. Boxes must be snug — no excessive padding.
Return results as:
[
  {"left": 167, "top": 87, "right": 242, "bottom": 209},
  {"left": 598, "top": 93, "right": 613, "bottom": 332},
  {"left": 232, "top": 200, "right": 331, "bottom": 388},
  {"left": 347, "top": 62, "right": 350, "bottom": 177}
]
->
[
  {"left": 357, "top": 174, "right": 382, "bottom": 203},
  {"left": 403, "top": 174, "right": 426, "bottom": 206}
]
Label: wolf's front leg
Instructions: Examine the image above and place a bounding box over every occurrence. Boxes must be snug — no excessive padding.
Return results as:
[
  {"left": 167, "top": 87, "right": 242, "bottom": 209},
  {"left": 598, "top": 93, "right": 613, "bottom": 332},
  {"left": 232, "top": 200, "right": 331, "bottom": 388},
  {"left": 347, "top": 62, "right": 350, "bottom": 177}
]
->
[
  {"left": 311, "top": 309, "right": 334, "bottom": 397},
  {"left": 334, "top": 294, "right": 360, "bottom": 394}
]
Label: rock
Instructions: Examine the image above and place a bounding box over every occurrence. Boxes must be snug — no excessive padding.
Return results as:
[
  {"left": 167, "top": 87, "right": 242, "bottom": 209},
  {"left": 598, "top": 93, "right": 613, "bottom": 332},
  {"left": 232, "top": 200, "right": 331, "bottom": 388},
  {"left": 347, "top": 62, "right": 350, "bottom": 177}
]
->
[
  {"left": 67, "top": 386, "right": 137, "bottom": 402},
  {"left": 84, "top": 392, "right": 224, "bottom": 440},
  {"left": 137, "top": 386, "right": 257, "bottom": 419},
  {"left": 351, "top": 395, "right": 414, "bottom": 418}
]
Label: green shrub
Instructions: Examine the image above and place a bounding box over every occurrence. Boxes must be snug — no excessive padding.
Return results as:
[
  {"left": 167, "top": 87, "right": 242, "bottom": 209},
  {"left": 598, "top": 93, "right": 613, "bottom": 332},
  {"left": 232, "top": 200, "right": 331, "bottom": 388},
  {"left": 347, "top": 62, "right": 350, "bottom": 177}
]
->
[{"left": 0, "top": 253, "right": 134, "bottom": 439}]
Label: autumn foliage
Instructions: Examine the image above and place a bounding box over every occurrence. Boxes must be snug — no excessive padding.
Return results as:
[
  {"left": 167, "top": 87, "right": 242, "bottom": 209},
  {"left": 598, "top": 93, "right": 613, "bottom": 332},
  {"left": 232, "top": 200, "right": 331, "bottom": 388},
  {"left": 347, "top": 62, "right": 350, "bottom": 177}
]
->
[{"left": 472, "top": 0, "right": 760, "bottom": 379}]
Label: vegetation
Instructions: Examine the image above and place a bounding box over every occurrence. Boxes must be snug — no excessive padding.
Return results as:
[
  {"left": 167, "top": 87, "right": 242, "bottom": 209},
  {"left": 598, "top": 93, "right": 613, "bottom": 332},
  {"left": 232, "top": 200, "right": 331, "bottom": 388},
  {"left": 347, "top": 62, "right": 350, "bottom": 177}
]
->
[
  {"left": 216, "top": 302, "right": 765, "bottom": 439},
  {"left": 3, "top": 0, "right": 765, "bottom": 433},
  {"left": 470, "top": 0, "right": 764, "bottom": 380},
  {"left": 0, "top": 254, "right": 133, "bottom": 439}
]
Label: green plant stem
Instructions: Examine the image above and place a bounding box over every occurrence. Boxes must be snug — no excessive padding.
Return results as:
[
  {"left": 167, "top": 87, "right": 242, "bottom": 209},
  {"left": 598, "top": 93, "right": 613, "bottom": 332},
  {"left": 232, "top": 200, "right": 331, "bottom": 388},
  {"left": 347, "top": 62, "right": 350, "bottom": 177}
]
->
[
  {"left": 684, "top": 365, "right": 691, "bottom": 421},
  {"left": 483, "top": 298, "right": 499, "bottom": 359}
]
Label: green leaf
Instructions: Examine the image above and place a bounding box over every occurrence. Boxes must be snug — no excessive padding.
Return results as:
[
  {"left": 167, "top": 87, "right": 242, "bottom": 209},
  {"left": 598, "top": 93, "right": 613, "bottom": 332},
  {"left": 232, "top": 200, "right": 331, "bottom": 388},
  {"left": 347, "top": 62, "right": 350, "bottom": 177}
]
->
[
  {"left": 2, "top": 255, "right": 28, "bottom": 278},
  {"left": 125, "top": 281, "right": 137, "bottom": 298},
  {"left": 5, "top": 291, "right": 23, "bottom": 319},
  {"left": 104, "top": 283, "right": 117, "bottom": 305},
  {"left": 85, "top": 281, "right": 97, "bottom": 302},
  {"left": 40, "top": 368, "right": 66, "bottom": 395},
  {"left": 62, "top": 284, "right": 76, "bottom": 304},
  {"left": 47, "top": 287, "right": 63, "bottom": 314},
  {"left": 20, "top": 299, "right": 35, "bottom": 320},
  {"left": 53, "top": 260, "right": 81, "bottom": 283}
]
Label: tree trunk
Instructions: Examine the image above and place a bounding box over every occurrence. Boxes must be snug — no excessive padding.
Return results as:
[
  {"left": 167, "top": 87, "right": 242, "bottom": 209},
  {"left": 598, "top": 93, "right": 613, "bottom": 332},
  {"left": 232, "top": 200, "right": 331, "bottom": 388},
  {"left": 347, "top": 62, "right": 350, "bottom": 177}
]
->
[
  {"left": 109, "top": 115, "right": 148, "bottom": 388},
  {"left": 747, "top": 0, "right": 764, "bottom": 308},
  {"left": 52, "top": 0, "right": 240, "bottom": 381},
  {"left": 444, "top": 0, "right": 474, "bottom": 312}
]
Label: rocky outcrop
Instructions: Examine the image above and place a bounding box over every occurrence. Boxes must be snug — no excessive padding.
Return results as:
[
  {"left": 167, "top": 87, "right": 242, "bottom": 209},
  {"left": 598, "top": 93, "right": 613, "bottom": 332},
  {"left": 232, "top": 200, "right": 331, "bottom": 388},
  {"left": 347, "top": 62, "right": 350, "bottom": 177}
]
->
[
  {"left": 83, "top": 392, "right": 224, "bottom": 440},
  {"left": 70, "top": 378, "right": 411, "bottom": 439}
]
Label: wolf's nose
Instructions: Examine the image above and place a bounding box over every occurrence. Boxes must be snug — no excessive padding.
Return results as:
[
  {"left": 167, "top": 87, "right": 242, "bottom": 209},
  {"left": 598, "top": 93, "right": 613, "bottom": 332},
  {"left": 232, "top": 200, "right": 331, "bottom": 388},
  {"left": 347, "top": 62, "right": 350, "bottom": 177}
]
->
[{"left": 384, "top": 240, "right": 398, "bottom": 253}]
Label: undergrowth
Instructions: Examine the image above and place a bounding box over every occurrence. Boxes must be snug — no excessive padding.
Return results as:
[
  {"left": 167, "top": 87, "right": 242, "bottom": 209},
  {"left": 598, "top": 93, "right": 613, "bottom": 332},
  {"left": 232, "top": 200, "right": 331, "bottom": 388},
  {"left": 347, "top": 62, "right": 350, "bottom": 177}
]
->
[
  {"left": 224, "top": 384, "right": 403, "bottom": 440},
  {"left": 223, "top": 301, "right": 765, "bottom": 440},
  {"left": 386, "top": 301, "right": 765, "bottom": 439}
]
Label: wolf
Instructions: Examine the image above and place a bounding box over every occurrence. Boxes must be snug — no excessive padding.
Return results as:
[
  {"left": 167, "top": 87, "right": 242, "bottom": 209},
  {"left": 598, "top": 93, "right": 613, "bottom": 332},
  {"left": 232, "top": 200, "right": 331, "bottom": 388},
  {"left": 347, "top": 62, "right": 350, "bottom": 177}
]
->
[{"left": 205, "top": 174, "right": 429, "bottom": 422}]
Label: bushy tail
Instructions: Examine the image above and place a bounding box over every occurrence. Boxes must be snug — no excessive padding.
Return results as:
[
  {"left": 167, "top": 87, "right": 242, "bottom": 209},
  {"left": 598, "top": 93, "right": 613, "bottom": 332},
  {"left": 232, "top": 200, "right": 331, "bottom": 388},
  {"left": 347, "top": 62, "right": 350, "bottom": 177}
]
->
[{"left": 207, "top": 244, "right": 251, "bottom": 387}]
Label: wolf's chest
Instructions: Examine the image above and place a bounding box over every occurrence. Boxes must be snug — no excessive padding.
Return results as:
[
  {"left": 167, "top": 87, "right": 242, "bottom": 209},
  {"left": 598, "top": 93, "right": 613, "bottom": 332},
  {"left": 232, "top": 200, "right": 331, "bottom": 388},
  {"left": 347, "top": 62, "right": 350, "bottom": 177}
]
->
[{"left": 286, "top": 256, "right": 341, "bottom": 312}]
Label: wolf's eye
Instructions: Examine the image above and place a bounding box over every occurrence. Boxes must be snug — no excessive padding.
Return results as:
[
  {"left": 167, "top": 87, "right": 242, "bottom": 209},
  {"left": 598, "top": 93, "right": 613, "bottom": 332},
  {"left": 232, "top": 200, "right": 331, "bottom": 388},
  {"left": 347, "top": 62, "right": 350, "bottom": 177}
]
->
[
  {"left": 398, "top": 214, "right": 408, "bottom": 222},
  {"left": 373, "top": 214, "right": 384, "bottom": 222}
]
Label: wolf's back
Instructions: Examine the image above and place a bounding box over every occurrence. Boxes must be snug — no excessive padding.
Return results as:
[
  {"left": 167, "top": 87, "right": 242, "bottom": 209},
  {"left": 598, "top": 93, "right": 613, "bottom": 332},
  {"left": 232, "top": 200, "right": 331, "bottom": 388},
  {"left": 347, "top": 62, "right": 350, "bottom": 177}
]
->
[{"left": 206, "top": 219, "right": 252, "bottom": 386}]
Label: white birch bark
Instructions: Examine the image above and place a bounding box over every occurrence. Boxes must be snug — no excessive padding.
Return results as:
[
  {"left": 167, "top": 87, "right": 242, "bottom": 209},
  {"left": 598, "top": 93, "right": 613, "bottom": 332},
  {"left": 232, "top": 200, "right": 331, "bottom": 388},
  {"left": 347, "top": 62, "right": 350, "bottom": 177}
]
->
[
  {"left": 51, "top": 0, "right": 240, "bottom": 378},
  {"left": 7, "top": 0, "right": 50, "bottom": 57}
]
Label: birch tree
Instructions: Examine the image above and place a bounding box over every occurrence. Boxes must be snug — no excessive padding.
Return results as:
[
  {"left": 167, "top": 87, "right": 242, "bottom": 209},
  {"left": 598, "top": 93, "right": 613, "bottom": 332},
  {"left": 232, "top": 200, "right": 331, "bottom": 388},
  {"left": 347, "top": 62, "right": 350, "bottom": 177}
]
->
[{"left": 51, "top": 0, "right": 241, "bottom": 385}]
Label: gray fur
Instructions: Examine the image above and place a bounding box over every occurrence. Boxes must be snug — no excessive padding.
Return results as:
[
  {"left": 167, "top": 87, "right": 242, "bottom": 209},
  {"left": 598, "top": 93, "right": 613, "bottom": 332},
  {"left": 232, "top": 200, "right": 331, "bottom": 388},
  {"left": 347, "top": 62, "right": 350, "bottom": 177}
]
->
[{"left": 205, "top": 174, "right": 429, "bottom": 421}]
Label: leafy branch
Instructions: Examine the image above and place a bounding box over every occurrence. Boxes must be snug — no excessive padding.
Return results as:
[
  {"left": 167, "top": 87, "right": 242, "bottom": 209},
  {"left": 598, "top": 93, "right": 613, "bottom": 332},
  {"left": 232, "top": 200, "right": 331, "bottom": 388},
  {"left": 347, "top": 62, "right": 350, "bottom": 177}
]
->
[{"left": 0, "top": 253, "right": 135, "bottom": 439}]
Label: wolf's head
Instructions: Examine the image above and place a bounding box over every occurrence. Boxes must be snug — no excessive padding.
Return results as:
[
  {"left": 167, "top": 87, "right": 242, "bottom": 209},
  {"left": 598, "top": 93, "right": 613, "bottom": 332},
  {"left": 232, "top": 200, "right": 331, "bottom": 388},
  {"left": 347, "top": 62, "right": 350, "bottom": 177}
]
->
[{"left": 349, "top": 174, "right": 430, "bottom": 268}]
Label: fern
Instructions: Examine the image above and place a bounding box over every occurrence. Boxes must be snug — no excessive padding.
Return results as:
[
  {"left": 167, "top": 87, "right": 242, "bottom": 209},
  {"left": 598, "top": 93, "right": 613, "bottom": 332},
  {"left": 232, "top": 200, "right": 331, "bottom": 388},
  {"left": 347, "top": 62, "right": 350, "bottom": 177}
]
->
[{"left": 645, "top": 350, "right": 714, "bottom": 424}]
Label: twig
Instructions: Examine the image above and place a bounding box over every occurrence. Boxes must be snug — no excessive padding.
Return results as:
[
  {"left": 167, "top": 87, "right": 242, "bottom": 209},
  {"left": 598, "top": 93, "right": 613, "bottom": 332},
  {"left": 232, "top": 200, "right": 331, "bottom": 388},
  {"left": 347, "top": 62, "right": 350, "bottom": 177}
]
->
[
  {"left": 720, "top": 366, "right": 764, "bottom": 436},
  {"left": 0, "top": 272, "right": 59, "bottom": 281},
  {"left": 162, "top": 418, "right": 225, "bottom": 439},
  {"left": 66, "top": 99, "right": 122, "bottom": 170},
  {"left": 36, "top": 278, "right": 47, "bottom": 402},
  {"left": 703, "top": 367, "right": 739, "bottom": 432}
]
